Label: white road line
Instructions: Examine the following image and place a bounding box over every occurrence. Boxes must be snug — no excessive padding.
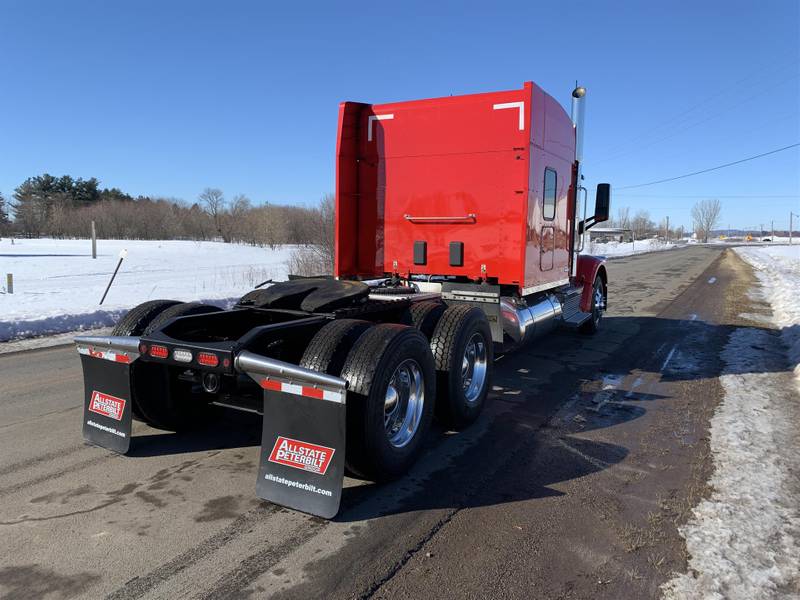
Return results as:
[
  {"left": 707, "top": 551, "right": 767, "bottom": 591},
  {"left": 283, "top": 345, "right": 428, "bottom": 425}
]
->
[
  {"left": 588, "top": 373, "right": 624, "bottom": 412},
  {"left": 661, "top": 345, "right": 677, "bottom": 372},
  {"left": 625, "top": 375, "right": 645, "bottom": 398}
]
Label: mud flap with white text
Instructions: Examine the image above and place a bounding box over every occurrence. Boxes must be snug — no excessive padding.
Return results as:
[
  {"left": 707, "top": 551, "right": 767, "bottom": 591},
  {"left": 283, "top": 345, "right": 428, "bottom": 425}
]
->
[
  {"left": 256, "top": 388, "right": 346, "bottom": 519},
  {"left": 75, "top": 336, "right": 140, "bottom": 454}
]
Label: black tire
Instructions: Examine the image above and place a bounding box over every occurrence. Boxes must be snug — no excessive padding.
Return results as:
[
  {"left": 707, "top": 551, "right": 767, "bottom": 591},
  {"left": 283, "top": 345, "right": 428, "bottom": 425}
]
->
[
  {"left": 299, "top": 319, "right": 373, "bottom": 376},
  {"left": 429, "top": 305, "right": 494, "bottom": 427},
  {"left": 340, "top": 324, "right": 436, "bottom": 481},
  {"left": 401, "top": 300, "right": 446, "bottom": 340},
  {"left": 142, "top": 301, "right": 222, "bottom": 335},
  {"left": 111, "top": 300, "right": 181, "bottom": 336},
  {"left": 134, "top": 302, "right": 223, "bottom": 430},
  {"left": 111, "top": 300, "right": 180, "bottom": 421},
  {"left": 579, "top": 276, "right": 605, "bottom": 335}
]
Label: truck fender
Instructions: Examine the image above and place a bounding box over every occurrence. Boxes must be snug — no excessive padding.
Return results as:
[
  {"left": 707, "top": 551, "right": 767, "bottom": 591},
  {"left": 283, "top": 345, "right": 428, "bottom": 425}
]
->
[{"left": 576, "top": 255, "right": 607, "bottom": 313}]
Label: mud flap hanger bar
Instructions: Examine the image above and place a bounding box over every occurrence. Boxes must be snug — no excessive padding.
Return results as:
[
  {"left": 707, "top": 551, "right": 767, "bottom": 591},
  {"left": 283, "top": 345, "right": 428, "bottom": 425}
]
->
[
  {"left": 235, "top": 351, "right": 348, "bottom": 519},
  {"left": 74, "top": 335, "right": 141, "bottom": 454}
]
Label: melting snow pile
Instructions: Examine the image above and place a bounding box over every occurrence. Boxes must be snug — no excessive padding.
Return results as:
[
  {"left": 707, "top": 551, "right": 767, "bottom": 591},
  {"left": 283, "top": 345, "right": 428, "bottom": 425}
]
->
[
  {"left": 663, "top": 245, "right": 800, "bottom": 599},
  {"left": 587, "top": 238, "right": 681, "bottom": 258},
  {"left": 0, "top": 238, "right": 293, "bottom": 341},
  {"left": 736, "top": 245, "right": 800, "bottom": 386}
]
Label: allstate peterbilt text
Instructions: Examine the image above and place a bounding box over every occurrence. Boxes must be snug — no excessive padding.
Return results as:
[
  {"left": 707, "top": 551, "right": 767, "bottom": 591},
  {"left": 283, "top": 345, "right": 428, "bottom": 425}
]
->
[{"left": 75, "top": 82, "right": 611, "bottom": 518}]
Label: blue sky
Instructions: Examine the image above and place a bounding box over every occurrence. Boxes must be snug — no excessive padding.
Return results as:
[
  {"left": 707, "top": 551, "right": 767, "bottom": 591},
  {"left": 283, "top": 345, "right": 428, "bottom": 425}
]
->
[{"left": 1, "top": 0, "right": 798, "bottom": 230}]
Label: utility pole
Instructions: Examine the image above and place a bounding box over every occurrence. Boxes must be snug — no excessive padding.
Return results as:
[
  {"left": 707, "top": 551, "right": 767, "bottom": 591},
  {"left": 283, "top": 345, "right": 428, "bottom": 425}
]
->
[
  {"left": 665, "top": 216, "right": 670, "bottom": 242},
  {"left": 771, "top": 220, "right": 774, "bottom": 241},
  {"left": 791, "top": 211, "right": 798, "bottom": 245},
  {"left": 91, "top": 221, "right": 97, "bottom": 259}
]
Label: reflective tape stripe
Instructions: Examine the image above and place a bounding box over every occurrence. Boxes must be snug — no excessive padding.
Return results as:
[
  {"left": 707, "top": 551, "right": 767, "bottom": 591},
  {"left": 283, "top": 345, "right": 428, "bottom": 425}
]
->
[
  {"left": 258, "top": 378, "right": 344, "bottom": 404},
  {"left": 260, "top": 379, "right": 282, "bottom": 393},
  {"left": 77, "top": 346, "right": 136, "bottom": 364}
]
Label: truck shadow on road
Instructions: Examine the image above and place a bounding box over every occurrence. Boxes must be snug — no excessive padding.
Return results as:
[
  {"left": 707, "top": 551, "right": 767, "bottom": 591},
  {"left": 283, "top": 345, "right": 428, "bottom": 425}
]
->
[
  {"left": 122, "top": 315, "right": 796, "bottom": 521},
  {"left": 336, "top": 315, "right": 798, "bottom": 520}
]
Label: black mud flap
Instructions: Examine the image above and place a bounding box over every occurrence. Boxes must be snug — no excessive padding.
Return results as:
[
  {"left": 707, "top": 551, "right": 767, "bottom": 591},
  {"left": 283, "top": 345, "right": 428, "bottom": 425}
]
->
[
  {"left": 256, "top": 388, "right": 346, "bottom": 519},
  {"left": 236, "top": 350, "right": 347, "bottom": 519},
  {"left": 75, "top": 336, "right": 140, "bottom": 454}
]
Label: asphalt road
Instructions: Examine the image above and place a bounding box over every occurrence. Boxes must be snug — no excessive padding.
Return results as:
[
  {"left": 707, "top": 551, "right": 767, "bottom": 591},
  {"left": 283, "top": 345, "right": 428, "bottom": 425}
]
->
[{"left": 0, "top": 246, "right": 756, "bottom": 599}]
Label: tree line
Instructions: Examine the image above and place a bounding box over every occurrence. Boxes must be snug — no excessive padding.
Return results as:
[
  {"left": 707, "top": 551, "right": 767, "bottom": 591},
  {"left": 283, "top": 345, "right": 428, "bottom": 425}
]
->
[
  {"left": 0, "top": 174, "right": 335, "bottom": 274},
  {"left": 1, "top": 173, "right": 330, "bottom": 244},
  {"left": 604, "top": 198, "right": 722, "bottom": 242}
]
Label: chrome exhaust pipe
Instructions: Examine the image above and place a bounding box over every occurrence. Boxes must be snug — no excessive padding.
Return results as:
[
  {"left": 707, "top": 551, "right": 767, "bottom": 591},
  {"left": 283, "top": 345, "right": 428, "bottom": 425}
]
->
[
  {"left": 500, "top": 295, "right": 562, "bottom": 349},
  {"left": 571, "top": 86, "right": 586, "bottom": 163}
]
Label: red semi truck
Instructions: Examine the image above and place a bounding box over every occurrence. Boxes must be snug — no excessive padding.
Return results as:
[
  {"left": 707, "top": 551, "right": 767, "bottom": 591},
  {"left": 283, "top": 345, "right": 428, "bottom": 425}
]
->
[{"left": 75, "top": 82, "right": 610, "bottom": 518}]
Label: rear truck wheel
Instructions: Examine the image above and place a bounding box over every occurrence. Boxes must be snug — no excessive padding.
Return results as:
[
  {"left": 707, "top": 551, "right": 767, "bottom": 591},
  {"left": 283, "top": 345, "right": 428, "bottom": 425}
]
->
[
  {"left": 111, "top": 300, "right": 181, "bottom": 421},
  {"left": 142, "top": 301, "right": 222, "bottom": 335},
  {"left": 579, "top": 276, "right": 605, "bottom": 335},
  {"left": 111, "top": 299, "right": 181, "bottom": 337},
  {"left": 401, "top": 300, "right": 446, "bottom": 340},
  {"left": 299, "top": 319, "right": 373, "bottom": 376},
  {"left": 133, "top": 302, "right": 222, "bottom": 430},
  {"left": 340, "top": 324, "right": 436, "bottom": 481},
  {"left": 429, "top": 305, "right": 494, "bottom": 428}
]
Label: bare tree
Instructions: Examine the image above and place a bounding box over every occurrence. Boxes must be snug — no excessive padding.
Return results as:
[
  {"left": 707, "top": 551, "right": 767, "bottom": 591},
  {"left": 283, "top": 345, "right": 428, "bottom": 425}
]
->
[
  {"left": 691, "top": 198, "right": 722, "bottom": 243},
  {"left": 631, "top": 210, "right": 654, "bottom": 239},
  {"left": 221, "top": 194, "right": 251, "bottom": 243},
  {"left": 199, "top": 188, "right": 227, "bottom": 240},
  {"left": 616, "top": 206, "right": 631, "bottom": 230},
  {"left": 288, "top": 194, "right": 336, "bottom": 276}
]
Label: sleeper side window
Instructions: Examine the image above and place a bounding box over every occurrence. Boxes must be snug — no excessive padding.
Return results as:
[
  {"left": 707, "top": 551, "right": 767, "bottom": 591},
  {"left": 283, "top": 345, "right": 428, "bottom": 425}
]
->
[{"left": 543, "top": 168, "right": 557, "bottom": 221}]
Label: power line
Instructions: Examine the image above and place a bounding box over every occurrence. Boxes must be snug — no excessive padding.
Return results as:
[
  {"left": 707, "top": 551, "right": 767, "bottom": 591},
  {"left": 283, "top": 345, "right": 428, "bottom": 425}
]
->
[
  {"left": 594, "top": 57, "right": 800, "bottom": 162},
  {"left": 617, "top": 143, "right": 800, "bottom": 190},
  {"left": 615, "top": 194, "right": 800, "bottom": 198}
]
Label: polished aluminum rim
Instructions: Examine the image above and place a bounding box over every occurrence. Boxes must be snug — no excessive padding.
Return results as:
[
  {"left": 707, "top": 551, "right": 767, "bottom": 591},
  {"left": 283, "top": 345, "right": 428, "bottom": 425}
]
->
[
  {"left": 384, "top": 359, "right": 425, "bottom": 448},
  {"left": 461, "top": 332, "right": 488, "bottom": 404},
  {"left": 594, "top": 285, "right": 605, "bottom": 322}
]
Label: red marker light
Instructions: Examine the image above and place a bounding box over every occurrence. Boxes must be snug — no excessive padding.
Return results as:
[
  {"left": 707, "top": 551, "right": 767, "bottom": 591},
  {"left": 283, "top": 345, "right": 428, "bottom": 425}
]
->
[
  {"left": 197, "top": 352, "right": 219, "bottom": 367},
  {"left": 149, "top": 345, "right": 169, "bottom": 359}
]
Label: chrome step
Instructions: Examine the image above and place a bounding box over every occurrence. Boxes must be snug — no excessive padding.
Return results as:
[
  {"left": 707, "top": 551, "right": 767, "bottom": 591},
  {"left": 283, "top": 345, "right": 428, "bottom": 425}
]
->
[{"left": 560, "top": 293, "right": 592, "bottom": 328}]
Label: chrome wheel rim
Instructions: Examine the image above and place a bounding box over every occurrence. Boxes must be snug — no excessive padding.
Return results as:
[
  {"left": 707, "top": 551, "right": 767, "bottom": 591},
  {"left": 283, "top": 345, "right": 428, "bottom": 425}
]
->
[
  {"left": 461, "top": 332, "right": 488, "bottom": 404},
  {"left": 593, "top": 284, "right": 605, "bottom": 322},
  {"left": 384, "top": 359, "right": 425, "bottom": 448}
]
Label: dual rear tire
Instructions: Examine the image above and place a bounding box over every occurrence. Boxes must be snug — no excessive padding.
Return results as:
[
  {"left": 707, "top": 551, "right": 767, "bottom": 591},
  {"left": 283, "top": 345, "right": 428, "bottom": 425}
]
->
[
  {"left": 300, "top": 303, "right": 493, "bottom": 480},
  {"left": 111, "top": 300, "right": 221, "bottom": 430}
]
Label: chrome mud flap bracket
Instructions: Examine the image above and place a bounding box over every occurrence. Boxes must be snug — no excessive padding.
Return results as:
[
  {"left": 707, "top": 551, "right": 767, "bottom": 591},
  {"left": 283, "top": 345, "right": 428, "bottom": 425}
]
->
[
  {"left": 236, "top": 351, "right": 347, "bottom": 519},
  {"left": 74, "top": 336, "right": 140, "bottom": 454}
]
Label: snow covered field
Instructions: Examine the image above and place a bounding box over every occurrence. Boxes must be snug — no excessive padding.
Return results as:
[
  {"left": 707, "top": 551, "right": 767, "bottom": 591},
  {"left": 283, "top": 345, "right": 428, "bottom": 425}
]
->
[
  {"left": 587, "top": 238, "right": 682, "bottom": 258},
  {"left": 0, "top": 238, "right": 292, "bottom": 341},
  {"left": 663, "top": 245, "right": 800, "bottom": 599}
]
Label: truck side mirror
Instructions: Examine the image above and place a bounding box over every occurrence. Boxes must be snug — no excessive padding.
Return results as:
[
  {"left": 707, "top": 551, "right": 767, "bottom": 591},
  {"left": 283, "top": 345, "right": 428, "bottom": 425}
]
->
[{"left": 594, "top": 183, "right": 611, "bottom": 223}]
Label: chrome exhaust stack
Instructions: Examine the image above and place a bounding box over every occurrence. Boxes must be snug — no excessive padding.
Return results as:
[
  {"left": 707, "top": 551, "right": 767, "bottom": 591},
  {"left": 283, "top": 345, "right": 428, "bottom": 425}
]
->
[
  {"left": 571, "top": 86, "right": 586, "bottom": 163},
  {"left": 571, "top": 85, "right": 587, "bottom": 276},
  {"left": 500, "top": 295, "right": 563, "bottom": 350}
]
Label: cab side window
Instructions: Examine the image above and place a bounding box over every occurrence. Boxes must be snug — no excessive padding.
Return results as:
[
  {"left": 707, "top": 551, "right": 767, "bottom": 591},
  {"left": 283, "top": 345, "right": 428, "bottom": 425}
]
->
[{"left": 543, "top": 168, "right": 557, "bottom": 221}]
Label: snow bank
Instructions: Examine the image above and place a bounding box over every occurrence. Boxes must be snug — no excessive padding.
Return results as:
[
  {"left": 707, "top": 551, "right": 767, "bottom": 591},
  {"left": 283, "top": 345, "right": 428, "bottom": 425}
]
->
[
  {"left": 736, "top": 245, "right": 800, "bottom": 386},
  {"left": 587, "top": 238, "right": 681, "bottom": 258},
  {"left": 662, "top": 245, "right": 800, "bottom": 599},
  {"left": 0, "top": 238, "right": 293, "bottom": 341}
]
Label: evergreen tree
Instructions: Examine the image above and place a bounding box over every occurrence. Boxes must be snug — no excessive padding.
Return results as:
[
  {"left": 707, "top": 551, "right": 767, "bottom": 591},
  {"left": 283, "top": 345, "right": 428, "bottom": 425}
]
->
[{"left": 0, "top": 191, "right": 10, "bottom": 227}]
